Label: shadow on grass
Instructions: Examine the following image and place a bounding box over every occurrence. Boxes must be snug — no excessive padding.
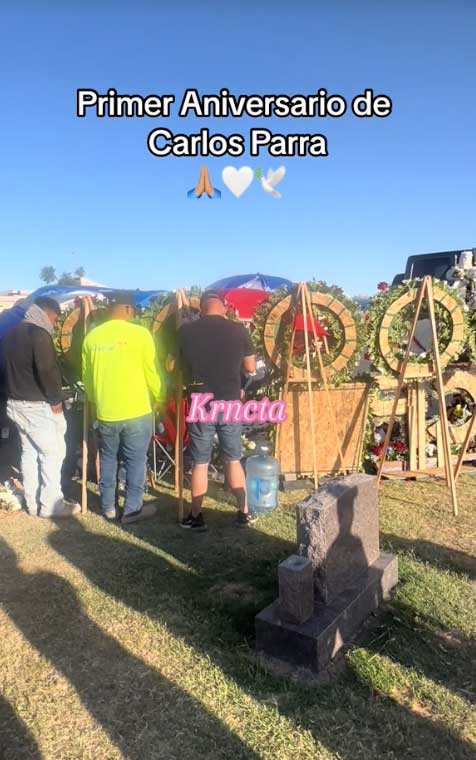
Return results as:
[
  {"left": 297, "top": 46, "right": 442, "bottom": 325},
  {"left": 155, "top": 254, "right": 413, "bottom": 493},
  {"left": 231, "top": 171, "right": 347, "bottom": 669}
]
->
[
  {"left": 0, "top": 537, "right": 261, "bottom": 760},
  {"left": 0, "top": 693, "right": 42, "bottom": 759},
  {"left": 45, "top": 496, "right": 476, "bottom": 760},
  {"left": 363, "top": 596, "right": 476, "bottom": 704},
  {"left": 382, "top": 533, "right": 476, "bottom": 580}
]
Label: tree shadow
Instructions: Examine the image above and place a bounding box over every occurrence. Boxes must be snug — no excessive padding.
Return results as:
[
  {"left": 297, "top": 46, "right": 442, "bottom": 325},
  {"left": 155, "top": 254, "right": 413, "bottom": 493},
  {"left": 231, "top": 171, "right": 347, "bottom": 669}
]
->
[
  {"left": 0, "top": 693, "right": 43, "bottom": 760},
  {"left": 50, "top": 493, "right": 295, "bottom": 648},
  {"left": 382, "top": 532, "right": 476, "bottom": 580},
  {"left": 0, "top": 537, "right": 260, "bottom": 760},
  {"left": 363, "top": 595, "right": 476, "bottom": 705}
]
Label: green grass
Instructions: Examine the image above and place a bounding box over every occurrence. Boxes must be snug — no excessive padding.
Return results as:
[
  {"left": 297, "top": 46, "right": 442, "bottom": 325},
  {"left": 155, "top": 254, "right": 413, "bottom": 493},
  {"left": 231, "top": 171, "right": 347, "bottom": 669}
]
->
[{"left": 0, "top": 476, "right": 475, "bottom": 759}]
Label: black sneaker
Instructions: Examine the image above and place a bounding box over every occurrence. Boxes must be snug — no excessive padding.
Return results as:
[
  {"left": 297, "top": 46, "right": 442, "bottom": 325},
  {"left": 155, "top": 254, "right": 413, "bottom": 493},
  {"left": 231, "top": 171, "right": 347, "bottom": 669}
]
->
[
  {"left": 191, "top": 513, "right": 208, "bottom": 532},
  {"left": 180, "top": 512, "right": 208, "bottom": 532},
  {"left": 180, "top": 513, "right": 194, "bottom": 529},
  {"left": 234, "top": 511, "right": 257, "bottom": 528}
]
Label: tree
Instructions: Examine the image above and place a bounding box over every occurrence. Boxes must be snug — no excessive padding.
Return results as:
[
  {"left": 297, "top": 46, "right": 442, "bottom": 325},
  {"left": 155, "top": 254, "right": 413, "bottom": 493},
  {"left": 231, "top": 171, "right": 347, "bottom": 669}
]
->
[
  {"left": 40, "top": 266, "right": 57, "bottom": 284},
  {"left": 39, "top": 265, "right": 86, "bottom": 286},
  {"left": 57, "top": 272, "right": 80, "bottom": 285}
]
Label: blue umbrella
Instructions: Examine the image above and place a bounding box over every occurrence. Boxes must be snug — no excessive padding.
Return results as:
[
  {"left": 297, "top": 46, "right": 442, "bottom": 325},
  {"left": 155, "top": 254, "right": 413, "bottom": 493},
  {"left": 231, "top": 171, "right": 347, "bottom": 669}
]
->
[{"left": 207, "top": 273, "right": 293, "bottom": 291}]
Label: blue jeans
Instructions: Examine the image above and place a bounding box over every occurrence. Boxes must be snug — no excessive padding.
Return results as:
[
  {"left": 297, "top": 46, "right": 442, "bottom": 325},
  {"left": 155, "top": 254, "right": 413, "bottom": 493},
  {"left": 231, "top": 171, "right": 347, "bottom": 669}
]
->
[
  {"left": 188, "top": 413, "right": 242, "bottom": 465},
  {"left": 6, "top": 399, "right": 67, "bottom": 517},
  {"left": 97, "top": 414, "right": 152, "bottom": 516}
]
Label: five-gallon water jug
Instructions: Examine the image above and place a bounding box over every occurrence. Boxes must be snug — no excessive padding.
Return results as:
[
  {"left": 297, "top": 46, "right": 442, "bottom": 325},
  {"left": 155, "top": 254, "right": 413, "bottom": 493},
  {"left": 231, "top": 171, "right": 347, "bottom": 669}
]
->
[{"left": 245, "top": 445, "right": 280, "bottom": 514}]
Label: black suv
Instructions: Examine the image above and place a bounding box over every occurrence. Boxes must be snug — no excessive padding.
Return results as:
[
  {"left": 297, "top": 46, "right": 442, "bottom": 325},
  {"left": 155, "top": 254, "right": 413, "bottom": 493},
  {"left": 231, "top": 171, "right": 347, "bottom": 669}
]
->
[{"left": 392, "top": 248, "right": 476, "bottom": 286}]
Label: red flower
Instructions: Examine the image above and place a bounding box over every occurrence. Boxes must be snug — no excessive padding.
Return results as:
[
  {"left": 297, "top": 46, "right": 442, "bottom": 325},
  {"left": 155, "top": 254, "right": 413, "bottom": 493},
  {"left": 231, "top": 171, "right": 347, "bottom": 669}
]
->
[
  {"left": 394, "top": 440, "right": 407, "bottom": 453},
  {"left": 373, "top": 445, "right": 384, "bottom": 457},
  {"left": 377, "top": 282, "right": 389, "bottom": 292}
]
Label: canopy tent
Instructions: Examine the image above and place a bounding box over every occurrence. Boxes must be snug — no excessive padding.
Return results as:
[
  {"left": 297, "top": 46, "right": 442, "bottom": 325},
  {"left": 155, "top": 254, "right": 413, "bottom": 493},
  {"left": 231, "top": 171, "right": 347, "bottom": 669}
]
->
[
  {"left": 25, "top": 285, "right": 167, "bottom": 309},
  {"left": 207, "top": 273, "right": 293, "bottom": 291},
  {"left": 0, "top": 286, "right": 167, "bottom": 340}
]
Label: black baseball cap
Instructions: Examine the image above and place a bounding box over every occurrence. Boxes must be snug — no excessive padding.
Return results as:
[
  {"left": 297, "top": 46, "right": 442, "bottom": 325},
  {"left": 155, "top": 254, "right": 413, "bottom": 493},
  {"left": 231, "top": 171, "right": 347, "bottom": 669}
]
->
[
  {"left": 200, "top": 290, "right": 225, "bottom": 307},
  {"left": 108, "top": 290, "right": 136, "bottom": 307}
]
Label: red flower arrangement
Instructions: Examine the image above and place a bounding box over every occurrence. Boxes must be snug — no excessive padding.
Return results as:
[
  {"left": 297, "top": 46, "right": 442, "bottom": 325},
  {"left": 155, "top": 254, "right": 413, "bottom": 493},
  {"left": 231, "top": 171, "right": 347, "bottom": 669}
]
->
[{"left": 377, "top": 282, "right": 389, "bottom": 292}]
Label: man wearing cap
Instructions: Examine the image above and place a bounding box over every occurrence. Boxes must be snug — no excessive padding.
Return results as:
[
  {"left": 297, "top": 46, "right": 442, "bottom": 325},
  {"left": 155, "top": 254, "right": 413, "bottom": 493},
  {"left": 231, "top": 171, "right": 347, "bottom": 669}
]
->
[
  {"left": 82, "top": 291, "right": 163, "bottom": 524},
  {"left": 177, "top": 290, "right": 256, "bottom": 531}
]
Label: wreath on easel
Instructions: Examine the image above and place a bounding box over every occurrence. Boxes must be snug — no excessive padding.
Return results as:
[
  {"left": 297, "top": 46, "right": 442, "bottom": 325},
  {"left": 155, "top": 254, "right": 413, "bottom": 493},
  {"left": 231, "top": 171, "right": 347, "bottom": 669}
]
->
[
  {"left": 55, "top": 298, "right": 108, "bottom": 384},
  {"left": 366, "top": 279, "right": 468, "bottom": 378},
  {"left": 144, "top": 292, "right": 202, "bottom": 396},
  {"left": 252, "top": 281, "right": 366, "bottom": 386}
]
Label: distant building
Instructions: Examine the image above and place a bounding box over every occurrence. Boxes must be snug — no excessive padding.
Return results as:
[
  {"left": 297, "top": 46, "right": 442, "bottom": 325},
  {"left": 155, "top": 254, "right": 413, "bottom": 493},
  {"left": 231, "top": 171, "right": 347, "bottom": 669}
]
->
[
  {"left": 0, "top": 290, "right": 31, "bottom": 313},
  {"left": 78, "top": 277, "right": 105, "bottom": 287}
]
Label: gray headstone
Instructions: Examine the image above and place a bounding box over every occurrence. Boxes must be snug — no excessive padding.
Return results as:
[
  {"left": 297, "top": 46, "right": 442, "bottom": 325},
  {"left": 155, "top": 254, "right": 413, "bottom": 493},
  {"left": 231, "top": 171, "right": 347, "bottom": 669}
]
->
[
  {"left": 278, "top": 555, "right": 314, "bottom": 625},
  {"left": 296, "top": 474, "right": 379, "bottom": 603}
]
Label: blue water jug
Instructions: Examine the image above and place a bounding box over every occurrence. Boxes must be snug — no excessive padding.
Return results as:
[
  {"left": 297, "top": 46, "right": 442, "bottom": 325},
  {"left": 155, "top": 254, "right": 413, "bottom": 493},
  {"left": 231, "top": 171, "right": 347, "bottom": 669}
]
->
[{"left": 246, "top": 445, "right": 280, "bottom": 514}]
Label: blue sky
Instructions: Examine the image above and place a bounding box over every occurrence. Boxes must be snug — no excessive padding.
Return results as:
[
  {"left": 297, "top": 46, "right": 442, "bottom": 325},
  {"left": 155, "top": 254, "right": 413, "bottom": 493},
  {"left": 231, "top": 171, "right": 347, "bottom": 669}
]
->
[{"left": 1, "top": 1, "right": 475, "bottom": 295}]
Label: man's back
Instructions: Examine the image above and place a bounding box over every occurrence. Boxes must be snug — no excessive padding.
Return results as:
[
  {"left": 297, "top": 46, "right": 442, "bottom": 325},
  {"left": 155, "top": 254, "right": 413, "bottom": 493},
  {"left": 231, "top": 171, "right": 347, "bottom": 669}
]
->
[
  {"left": 3, "top": 321, "right": 62, "bottom": 404},
  {"left": 179, "top": 315, "right": 254, "bottom": 401},
  {"left": 82, "top": 319, "right": 161, "bottom": 421}
]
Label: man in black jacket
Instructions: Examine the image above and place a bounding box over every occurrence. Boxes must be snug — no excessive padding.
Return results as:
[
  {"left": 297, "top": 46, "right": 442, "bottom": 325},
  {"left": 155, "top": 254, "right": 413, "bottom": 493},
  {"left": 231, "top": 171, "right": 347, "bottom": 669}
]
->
[{"left": 2, "top": 296, "right": 79, "bottom": 517}]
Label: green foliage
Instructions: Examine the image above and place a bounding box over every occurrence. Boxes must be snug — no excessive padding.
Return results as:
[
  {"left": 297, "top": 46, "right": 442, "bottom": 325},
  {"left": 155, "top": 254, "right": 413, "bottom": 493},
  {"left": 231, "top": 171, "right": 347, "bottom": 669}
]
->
[
  {"left": 366, "top": 279, "right": 469, "bottom": 376},
  {"left": 40, "top": 265, "right": 86, "bottom": 286},
  {"left": 465, "top": 307, "right": 476, "bottom": 362},
  {"left": 40, "top": 265, "right": 57, "bottom": 284}
]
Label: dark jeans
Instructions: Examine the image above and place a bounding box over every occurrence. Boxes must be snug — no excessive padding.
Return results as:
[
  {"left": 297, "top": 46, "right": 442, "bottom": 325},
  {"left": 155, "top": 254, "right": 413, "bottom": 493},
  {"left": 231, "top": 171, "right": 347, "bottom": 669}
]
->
[{"left": 97, "top": 414, "right": 152, "bottom": 516}]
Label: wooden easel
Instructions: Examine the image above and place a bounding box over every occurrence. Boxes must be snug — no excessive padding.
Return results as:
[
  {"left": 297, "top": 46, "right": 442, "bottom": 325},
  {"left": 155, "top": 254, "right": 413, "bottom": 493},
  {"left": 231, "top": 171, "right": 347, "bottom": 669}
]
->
[
  {"left": 275, "top": 282, "right": 345, "bottom": 490},
  {"left": 376, "top": 276, "right": 459, "bottom": 517},
  {"left": 80, "top": 296, "right": 95, "bottom": 514},
  {"left": 454, "top": 405, "right": 476, "bottom": 480},
  {"left": 174, "top": 289, "right": 187, "bottom": 521}
]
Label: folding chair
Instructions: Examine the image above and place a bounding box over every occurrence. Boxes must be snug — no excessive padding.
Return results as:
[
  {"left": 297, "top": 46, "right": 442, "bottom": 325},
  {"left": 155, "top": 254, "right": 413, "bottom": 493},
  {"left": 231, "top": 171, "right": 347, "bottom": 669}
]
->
[{"left": 149, "top": 398, "right": 189, "bottom": 486}]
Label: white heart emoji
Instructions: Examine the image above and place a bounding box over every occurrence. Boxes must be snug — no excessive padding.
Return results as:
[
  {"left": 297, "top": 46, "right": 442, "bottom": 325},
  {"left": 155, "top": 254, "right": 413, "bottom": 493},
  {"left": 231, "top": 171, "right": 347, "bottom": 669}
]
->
[{"left": 222, "top": 166, "right": 254, "bottom": 198}]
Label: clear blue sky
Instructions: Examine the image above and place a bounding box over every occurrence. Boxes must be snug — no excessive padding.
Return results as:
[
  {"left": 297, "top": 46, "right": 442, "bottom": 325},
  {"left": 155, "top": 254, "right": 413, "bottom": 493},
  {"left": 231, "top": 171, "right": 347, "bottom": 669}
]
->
[{"left": 1, "top": 1, "right": 475, "bottom": 295}]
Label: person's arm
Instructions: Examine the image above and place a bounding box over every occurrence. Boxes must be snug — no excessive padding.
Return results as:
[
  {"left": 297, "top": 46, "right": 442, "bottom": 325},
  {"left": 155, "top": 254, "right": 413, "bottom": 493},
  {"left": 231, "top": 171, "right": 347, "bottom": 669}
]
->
[
  {"left": 142, "top": 329, "right": 163, "bottom": 403},
  {"left": 240, "top": 326, "right": 257, "bottom": 374},
  {"left": 81, "top": 335, "right": 92, "bottom": 393},
  {"left": 32, "top": 328, "right": 63, "bottom": 407},
  {"left": 242, "top": 354, "right": 257, "bottom": 374}
]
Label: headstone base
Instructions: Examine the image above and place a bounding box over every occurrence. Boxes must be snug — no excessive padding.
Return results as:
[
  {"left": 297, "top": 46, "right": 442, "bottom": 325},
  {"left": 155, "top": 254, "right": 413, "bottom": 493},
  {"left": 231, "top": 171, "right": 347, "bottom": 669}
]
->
[{"left": 255, "top": 552, "right": 398, "bottom": 673}]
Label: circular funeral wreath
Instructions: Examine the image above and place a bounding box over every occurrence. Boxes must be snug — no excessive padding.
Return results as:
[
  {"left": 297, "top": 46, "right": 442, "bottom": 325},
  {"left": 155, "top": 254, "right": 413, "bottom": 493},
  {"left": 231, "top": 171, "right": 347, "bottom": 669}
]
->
[
  {"left": 147, "top": 293, "right": 201, "bottom": 380},
  {"left": 366, "top": 279, "right": 468, "bottom": 378},
  {"left": 252, "top": 281, "right": 365, "bottom": 386},
  {"left": 56, "top": 300, "right": 108, "bottom": 384}
]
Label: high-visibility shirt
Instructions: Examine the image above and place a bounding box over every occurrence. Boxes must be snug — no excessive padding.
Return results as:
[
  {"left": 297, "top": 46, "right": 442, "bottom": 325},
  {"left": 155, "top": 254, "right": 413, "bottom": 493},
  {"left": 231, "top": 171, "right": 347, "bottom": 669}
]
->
[{"left": 82, "top": 319, "right": 162, "bottom": 421}]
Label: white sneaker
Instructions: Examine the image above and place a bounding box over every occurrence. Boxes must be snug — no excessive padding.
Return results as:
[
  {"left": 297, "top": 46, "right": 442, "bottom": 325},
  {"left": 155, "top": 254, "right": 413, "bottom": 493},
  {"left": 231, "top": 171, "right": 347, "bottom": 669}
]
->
[{"left": 40, "top": 500, "right": 81, "bottom": 518}]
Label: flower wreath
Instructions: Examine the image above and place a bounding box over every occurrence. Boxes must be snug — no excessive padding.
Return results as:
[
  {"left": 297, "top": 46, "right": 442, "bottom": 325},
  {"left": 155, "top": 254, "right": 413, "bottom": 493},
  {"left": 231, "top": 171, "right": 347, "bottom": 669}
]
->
[
  {"left": 252, "top": 281, "right": 366, "bottom": 387},
  {"left": 366, "top": 278, "right": 469, "bottom": 377}
]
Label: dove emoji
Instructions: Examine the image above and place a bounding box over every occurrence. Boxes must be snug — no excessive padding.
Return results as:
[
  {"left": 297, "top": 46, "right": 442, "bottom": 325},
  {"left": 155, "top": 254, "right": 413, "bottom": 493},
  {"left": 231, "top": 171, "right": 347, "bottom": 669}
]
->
[{"left": 258, "top": 166, "right": 286, "bottom": 199}]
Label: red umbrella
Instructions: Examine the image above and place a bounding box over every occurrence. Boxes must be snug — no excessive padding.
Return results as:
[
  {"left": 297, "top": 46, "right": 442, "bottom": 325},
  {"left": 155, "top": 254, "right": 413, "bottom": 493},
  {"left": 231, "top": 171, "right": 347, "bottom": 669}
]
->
[{"left": 219, "top": 288, "right": 271, "bottom": 321}]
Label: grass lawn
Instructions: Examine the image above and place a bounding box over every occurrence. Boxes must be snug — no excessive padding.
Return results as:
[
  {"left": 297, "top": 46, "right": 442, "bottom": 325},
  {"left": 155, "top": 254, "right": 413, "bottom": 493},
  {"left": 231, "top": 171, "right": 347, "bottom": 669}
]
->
[{"left": 0, "top": 475, "right": 475, "bottom": 759}]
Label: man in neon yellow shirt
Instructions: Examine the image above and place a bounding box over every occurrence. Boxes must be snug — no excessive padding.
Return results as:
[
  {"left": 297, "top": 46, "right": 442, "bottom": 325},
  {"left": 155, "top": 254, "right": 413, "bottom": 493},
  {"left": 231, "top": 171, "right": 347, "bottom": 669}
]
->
[{"left": 82, "top": 291, "right": 163, "bottom": 524}]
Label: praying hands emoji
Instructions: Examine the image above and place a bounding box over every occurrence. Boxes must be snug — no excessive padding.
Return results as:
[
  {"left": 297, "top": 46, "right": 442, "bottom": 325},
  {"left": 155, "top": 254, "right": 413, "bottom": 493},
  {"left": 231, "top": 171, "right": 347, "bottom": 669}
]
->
[{"left": 187, "top": 165, "right": 221, "bottom": 199}]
